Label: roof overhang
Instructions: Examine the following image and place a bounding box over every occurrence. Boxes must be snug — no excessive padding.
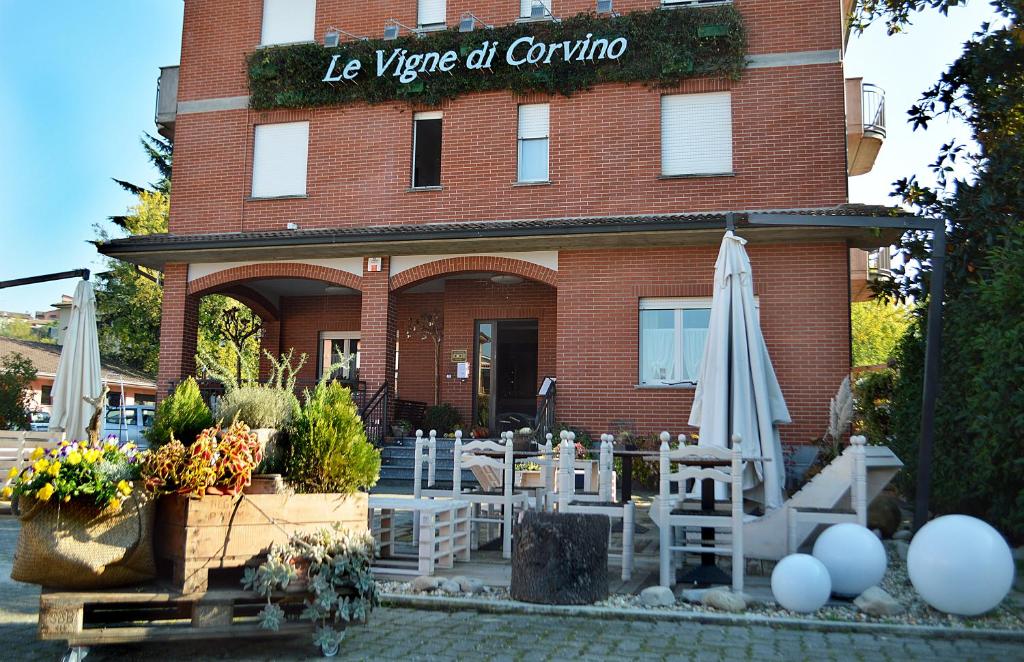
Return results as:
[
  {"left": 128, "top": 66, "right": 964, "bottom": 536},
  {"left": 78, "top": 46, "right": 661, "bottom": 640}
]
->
[{"left": 97, "top": 209, "right": 914, "bottom": 270}]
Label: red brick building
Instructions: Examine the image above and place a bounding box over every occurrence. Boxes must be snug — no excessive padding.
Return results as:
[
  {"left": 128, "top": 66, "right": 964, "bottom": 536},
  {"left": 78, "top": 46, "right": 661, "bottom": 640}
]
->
[{"left": 100, "top": 0, "right": 891, "bottom": 444}]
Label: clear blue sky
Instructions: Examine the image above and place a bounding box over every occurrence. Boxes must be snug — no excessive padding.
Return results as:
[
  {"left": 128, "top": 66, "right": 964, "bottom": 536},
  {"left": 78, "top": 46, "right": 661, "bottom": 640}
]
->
[{"left": 0, "top": 1, "right": 997, "bottom": 314}]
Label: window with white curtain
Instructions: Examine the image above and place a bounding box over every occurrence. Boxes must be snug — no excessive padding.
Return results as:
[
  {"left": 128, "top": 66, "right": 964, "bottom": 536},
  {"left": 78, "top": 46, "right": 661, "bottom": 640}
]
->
[
  {"left": 418, "top": 0, "right": 446, "bottom": 27},
  {"left": 251, "top": 122, "right": 309, "bottom": 198},
  {"left": 639, "top": 298, "right": 712, "bottom": 385},
  {"left": 661, "top": 91, "right": 733, "bottom": 176},
  {"left": 261, "top": 0, "right": 316, "bottom": 46},
  {"left": 520, "top": 0, "right": 549, "bottom": 18},
  {"left": 518, "top": 103, "right": 549, "bottom": 182}
]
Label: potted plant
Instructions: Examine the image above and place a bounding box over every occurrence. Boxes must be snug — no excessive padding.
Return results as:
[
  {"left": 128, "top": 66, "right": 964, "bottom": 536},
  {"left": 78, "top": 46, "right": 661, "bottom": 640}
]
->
[
  {"left": 6, "top": 436, "right": 156, "bottom": 589},
  {"left": 390, "top": 419, "right": 412, "bottom": 439},
  {"left": 243, "top": 525, "right": 378, "bottom": 657},
  {"left": 512, "top": 426, "right": 535, "bottom": 452},
  {"left": 144, "top": 377, "right": 213, "bottom": 448},
  {"left": 514, "top": 460, "right": 544, "bottom": 488}
]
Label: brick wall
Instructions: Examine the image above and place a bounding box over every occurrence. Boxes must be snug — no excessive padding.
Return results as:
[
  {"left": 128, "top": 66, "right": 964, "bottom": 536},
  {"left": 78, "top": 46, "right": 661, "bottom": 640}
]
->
[
  {"left": 396, "top": 292, "right": 445, "bottom": 407},
  {"left": 276, "top": 293, "right": 362, "bottom": 384},
  {"left": 555, "top": 243, "right": 851, "bottom": 443},
  {"left": 177, "top": 0, "right": 844, "bottom": 101}
]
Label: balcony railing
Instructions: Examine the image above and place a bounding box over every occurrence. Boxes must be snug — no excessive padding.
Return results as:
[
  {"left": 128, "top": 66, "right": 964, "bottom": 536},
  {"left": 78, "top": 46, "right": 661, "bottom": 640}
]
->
[
  {"left": 867, "top": 247, "right": 892, "bottom": 278},
  {"left": 861, "top": 83, "right": 886, "bottom": 138},
  {"left": 154, "top": 65, "right": 179, "bottom": 140}
]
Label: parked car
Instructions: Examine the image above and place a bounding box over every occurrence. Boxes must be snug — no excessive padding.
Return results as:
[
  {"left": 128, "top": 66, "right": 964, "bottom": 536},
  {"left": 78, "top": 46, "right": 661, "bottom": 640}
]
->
[
  {"left": 103, "top": 406, "right": 156, "bottom": 446},
  {"left": 30, "top": 411, "right": 50, "bottom": 432}
]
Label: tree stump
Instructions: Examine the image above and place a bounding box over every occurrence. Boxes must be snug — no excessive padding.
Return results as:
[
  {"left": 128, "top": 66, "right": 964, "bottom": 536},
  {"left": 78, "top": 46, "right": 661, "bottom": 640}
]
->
[{"left": 510, "top": 512, "right": 609, "bottom": 605}]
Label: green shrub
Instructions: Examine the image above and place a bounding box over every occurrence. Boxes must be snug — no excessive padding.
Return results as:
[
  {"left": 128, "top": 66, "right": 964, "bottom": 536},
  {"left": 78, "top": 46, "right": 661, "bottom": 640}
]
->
[
  {"left": 287, "top": 381, "right": 380, "bottom": 494},
  {"left": 424, "top": 404, "right": 461, "bottom": 435},
  {"left": 216, "top": 386, "right": 300, "bottom": 430},
  {"left": 853, "top": 369, "right": 896, "bottom": 445},
  {"left": 555, "top": 422, "right": 593, "bottom": 448},
  {"left": 146, "top": 377, "right": 213, "bottom": 447},
  {"left": 0, "top": 353, "right": 36, "bottom": 431}
]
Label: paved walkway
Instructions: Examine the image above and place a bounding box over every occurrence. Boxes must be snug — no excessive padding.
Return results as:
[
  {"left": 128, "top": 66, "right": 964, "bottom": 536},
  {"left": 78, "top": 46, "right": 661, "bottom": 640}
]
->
[{"left": 2, "top": 516, "right": 1020, "bottom": 661}]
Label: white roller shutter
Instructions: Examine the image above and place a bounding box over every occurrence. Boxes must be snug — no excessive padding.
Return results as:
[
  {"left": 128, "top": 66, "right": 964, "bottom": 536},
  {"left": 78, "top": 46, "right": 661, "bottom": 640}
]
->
[
  {"left": 261, "top": 0, "right": 316, "bottom": 46},
  {"left": 252, "top": 122, "right": 309, "bottom": 198},
  {"left": 518, "top": 104, "right": 549, "bottom": 139},
  {"left": 418, "top": 0, "right": 446, "bottom": 26},
  {"left": 661, "top": 92, "right": 733, "bottom": 176}
]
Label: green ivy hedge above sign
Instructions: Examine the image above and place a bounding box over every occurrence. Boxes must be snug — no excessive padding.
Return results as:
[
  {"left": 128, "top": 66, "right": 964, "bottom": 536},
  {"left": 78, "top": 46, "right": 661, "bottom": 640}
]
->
[{"left": 247, "top": 5, "right": 747, "bottom": 109}]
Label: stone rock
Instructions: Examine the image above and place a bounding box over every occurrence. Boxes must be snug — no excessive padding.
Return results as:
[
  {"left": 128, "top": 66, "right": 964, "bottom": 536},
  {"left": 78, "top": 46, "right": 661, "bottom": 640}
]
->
[
  {"left": 454, "top": 575, "right": 484, "bottom": 594},
  {"left": 854, "top": 586, "right": 904, "bottom": 616},
  {"left": 892, "top": 529, "right": 912, "bottom": 541},
  {"left": 891, "top": 540, "right": 909, "bottom": 562},
  {"left": 639, "top": 586, "right": 675, "bottom": 607},
  {"left": 410, "top": 576, "right": 442, "bottom": 593},
  {"left": 439, "top": 579, "right": 462, "bottom": 594},
  {"left": 701, "top": 587, "right": 747, "bottom": 612},
  {"left": 680, "top": 589, "right": 709, "bottom": 604},
  {"left": 868, "top": 495, "right": 904, "bottom": 539},
  {"left": 872, "top": 528, "right": 883, "bottom": 539}
]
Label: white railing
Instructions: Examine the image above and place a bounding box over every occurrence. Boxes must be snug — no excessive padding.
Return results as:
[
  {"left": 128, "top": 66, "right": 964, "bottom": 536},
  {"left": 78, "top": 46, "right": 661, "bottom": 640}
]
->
[{"left": 861, "top": 83, "right": 886, "bottom": 137}]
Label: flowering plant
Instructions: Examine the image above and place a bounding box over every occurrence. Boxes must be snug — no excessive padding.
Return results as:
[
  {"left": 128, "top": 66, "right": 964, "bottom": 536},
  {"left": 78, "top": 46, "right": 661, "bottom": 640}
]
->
[
  {"left": 554, "top": 441, "right": 589, "bottom": 460},
  {"left": 141, "top": 420, "right": 262, "bottom": 497},
  {"left": 3, "top": 436, "right": 142, "bottom": 511}
]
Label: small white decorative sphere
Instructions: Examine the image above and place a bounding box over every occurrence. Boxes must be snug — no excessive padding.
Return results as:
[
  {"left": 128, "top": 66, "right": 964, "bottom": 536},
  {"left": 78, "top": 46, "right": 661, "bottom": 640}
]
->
[
  {"left": 812, "top": 523, "right": 888, "bottom": 597},
  {"left": 771, "top": 554, "right": 832, "bottom": 613},
  {"left": 907, "top": 515, "right": 1015, "bottom": 616}
]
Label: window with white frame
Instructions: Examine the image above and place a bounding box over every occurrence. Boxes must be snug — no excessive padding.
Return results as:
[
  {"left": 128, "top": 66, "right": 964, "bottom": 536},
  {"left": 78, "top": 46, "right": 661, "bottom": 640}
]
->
[
  {"left": 260, "top": 0, "right": 316, "bottom": 46},
  {"left": 418, "top": 0, "right": 446, "bottom": 27},
  {"left": 319, "top": 332, "right": 361, "bottom": 382},
  {"left": 639, "top": 298, "right": 712, "bottom": 385},
  {"left": 517, "top": 104, "right": 549, "bottom": 182},
  {"left": 412, "top": 111, "right": 443, "bottom": 188},
  {"left": 520, "top": 0, "right": 549, "bottom": 19},
  {"left": 661, "top": 91, "right": 733, "bottom": 176},
  {"left": 251, "top": 122, "right": 309, "bottom": 198}
]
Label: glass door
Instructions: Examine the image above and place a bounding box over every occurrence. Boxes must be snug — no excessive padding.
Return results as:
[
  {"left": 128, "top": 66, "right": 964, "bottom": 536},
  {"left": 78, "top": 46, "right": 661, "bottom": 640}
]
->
[{"left": 474, "top": 320, "right": 538, "bottom": 435}]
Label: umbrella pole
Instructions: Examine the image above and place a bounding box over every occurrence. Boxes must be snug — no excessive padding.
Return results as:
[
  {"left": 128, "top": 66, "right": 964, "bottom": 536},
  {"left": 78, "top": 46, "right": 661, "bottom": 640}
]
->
[{"left": 913, "top": 228, "right": 947, "bottom": 533}]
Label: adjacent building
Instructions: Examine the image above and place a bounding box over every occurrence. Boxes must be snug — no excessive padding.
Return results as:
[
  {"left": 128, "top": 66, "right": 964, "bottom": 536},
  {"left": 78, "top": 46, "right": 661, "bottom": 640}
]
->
[{"left": 100, "top": 0, "right": 892, "bottom": 444}]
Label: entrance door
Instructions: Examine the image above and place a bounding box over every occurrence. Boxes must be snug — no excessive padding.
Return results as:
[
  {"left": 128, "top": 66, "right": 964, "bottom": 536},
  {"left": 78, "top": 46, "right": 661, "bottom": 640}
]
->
[{"left": 474, "top": 320, "right": 539, "bottom": 435}]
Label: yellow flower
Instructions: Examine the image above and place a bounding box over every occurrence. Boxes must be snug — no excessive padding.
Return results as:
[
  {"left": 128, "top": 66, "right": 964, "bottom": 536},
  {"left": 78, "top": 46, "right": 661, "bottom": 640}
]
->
[
  {"left": 6, "top": 467, "right": 17, "bottom": 480},
  {"left": 31, "top": 447, "right": 45, "bottom": 460},
  {"left": 1, "top": 487, "right": 12, "bottom": 499},
  {"left": 105, "top": 440, "right": 118, "bottom": 451},
  {"left": 36, "top": 483, "right": 55, "bottom": 501},
  {"left": 63, "top": 495, "right": 71, "bottom": 503},
  {"left": 84, "top": 449, "right": 101, "bottom": 464},
  {"left": 47, "top": 461, "right": 61, "bottom": 477},
  {"left": 60, "top": 440, "right": 69, "bottom": 447},
  {"left": 33, "top": 458, "right": 49, "bottom": 473},
  {"left": 67, "top": 451, "right": 82, "bottom": 465},
  {"left": 116, "top": 480, "right": 132, "bottom": 496},
  {"left": 108, "top": 497, "right": 122, "bottom": 512},
  {"left": 49, "top": 448, "right": 59, "bottom": 457}
]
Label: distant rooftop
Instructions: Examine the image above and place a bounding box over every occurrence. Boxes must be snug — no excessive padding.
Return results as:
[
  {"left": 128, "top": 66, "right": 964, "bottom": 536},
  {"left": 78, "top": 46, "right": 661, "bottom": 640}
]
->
[{"left": 0, "top": 337, "right": 155, "bottom": 387}]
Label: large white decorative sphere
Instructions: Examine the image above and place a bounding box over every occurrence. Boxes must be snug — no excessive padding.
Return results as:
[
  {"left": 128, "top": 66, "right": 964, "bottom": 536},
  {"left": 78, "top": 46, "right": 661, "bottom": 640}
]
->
[
  {"left": 907, "top": 515, "right": 1015, "bottom": 616},
  {"left": 812, "top": 523, "right": 888, "bottom": 597},
  {"left": 771, "top": 554, "right": 832, "bottom": 613}
]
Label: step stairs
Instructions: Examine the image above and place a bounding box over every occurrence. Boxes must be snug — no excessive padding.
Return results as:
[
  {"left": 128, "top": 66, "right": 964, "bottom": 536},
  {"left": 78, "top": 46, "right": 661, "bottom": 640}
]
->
[{"left": 378, "top": 437, "right": 479, "bottom": 487}]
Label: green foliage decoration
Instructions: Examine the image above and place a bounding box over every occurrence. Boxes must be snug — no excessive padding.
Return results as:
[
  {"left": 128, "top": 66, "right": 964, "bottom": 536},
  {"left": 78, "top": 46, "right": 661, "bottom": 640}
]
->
[
  {"left": 423, "top": 404, "right": 461, "bottom": 435},
  {"left": 287, "top": 380, "right": 381, "bottom": 494},
  {"left": 247, "top": 6, "right": 747, "bottom": 110},
  {"left": 145, "top": 377, "right": 214, "bottom": 447},
  {"left": 213, "top": 350, "right": 305, "bottom": 430},
  {"left": 851, "top": 300, "right": 913, "bottom": 367},
  {"left": 0, "top": 353, "right": 36, "bottom": 431}
]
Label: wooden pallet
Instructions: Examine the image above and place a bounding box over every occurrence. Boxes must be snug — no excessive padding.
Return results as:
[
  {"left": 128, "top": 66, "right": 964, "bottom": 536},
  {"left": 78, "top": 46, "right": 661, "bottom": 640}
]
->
[{"left": 38, "top": 585, "right": 333, "bottom": 647}]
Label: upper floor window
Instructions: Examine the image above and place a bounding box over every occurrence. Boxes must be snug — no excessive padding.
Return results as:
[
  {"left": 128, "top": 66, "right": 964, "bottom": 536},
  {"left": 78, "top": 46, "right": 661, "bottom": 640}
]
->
[
  {"left": 639, "top": 298, "right": 712, "bottom": 385},
  {"left": 252, "top": 122, "right": 309, "bottom": 198},
  {"left": 661, "top": 91, "right": 733, "bottom": 177},
  {"left": 412, "top": 111, "right": 443, "bottom": 188},
  {"left": 518, "top": 104, "right": 549, "bottom": 183},
  {"left": 261, "top": 0, "right": 316, "bottom": 46},
  {"left": 418, "top": 0, "right": 446, "bottom": 28}
]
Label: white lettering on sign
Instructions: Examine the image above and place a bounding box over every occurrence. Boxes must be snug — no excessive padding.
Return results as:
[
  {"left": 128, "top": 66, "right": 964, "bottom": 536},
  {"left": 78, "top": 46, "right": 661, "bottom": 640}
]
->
[{"left": 322, "top": 36, "right": 629, "bottom": 85}]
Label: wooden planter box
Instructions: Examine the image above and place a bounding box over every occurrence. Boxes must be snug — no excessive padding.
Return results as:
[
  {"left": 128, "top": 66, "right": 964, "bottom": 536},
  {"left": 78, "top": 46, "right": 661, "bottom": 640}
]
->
[
  {"left": 515, "top": 470, "right": 544, "bottom": 488},
  {"left": 155, "top": 492, "right": 368, "bottom": 594}
]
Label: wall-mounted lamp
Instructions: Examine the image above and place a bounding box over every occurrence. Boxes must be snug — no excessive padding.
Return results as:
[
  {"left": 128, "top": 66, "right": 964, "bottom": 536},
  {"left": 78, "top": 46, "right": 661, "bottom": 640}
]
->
[
  {"left": 324, "top": 26, "right": 368, "bottom": 46},
  {"left": 383, "top": 19, "right": 421, "bottom": 40},
  {"left": 459, "top": 12, "right": 493, "bottom": 32},
  {"left": 529, "top": 1, "right": 560, "bottom": 22}
]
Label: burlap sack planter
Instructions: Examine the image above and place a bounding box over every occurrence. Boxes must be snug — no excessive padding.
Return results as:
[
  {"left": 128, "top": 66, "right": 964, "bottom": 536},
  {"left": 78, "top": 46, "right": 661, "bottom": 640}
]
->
[{"left": 11, "top": 491, "right": 157, "bottom": 589}]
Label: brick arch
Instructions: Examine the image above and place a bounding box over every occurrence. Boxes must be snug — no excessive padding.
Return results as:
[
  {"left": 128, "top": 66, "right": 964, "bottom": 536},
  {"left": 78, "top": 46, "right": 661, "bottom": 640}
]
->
[
  {"left": 390, "top": 256, "right": 558, "bottom": 292},
  {"left": 188, "top": 262, "right": 363, "bottom": 297},
  {"left": 217, "top": 284, "right": 280, "bottom": 322}
]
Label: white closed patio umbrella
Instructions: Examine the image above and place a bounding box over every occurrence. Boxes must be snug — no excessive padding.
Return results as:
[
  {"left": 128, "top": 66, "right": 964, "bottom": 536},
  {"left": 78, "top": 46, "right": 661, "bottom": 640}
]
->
[
  {"left": 48, "top": 280, "right": 104, "bottom": 442},
  {"left": 688, "top": 231, "right": 790, "bottom": 510}
]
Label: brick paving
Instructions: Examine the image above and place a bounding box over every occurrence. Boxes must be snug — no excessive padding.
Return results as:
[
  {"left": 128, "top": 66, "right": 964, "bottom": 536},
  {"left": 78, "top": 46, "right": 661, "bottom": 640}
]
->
[{"left": 1, "top": 515, "right": 1020, "bottom": 661}]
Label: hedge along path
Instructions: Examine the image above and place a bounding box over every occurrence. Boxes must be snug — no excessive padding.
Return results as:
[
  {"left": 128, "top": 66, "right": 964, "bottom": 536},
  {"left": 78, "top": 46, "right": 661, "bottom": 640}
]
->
[{"left": 247, "top": 5, "right": 747, "bottom": 110}]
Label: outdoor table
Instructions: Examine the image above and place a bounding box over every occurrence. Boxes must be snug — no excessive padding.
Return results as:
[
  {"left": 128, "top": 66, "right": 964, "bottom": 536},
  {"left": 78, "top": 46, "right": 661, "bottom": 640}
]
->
[{"left": 368, "top": 495, "right": 471, "bottom": 575}]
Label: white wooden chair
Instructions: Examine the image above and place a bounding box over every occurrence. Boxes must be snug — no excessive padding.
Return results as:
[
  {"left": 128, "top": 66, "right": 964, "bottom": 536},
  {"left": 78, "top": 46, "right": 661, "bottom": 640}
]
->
[
  {"left": 564, "top": 433, "right": 615, "bottom": 503},
  {"left": 413, "top": 429, "right": 447, "bottom": 499},
  {"left": 787, "top": 435, "right": 868, "bottom": 553},
  {"left": 453, "top": 431, "right": 528, "bottom": 559},
  {"left": 659, "top": 433, "right": 744, "bottom": 592},
  {"left": 521, "top": 432, "right": 557, "bottom": 512},
  {"left": 557, "top": 437, "right": 635, "bottom": 580}
]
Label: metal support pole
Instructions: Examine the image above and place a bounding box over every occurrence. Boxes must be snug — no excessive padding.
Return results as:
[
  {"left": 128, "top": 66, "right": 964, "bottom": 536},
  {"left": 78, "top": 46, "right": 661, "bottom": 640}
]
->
[
  {"left": 0, "top": 268, "right": 90, "bottom": 290},
  {"left": 913, "top": 225, "right": 946, "bottom": 532}
]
